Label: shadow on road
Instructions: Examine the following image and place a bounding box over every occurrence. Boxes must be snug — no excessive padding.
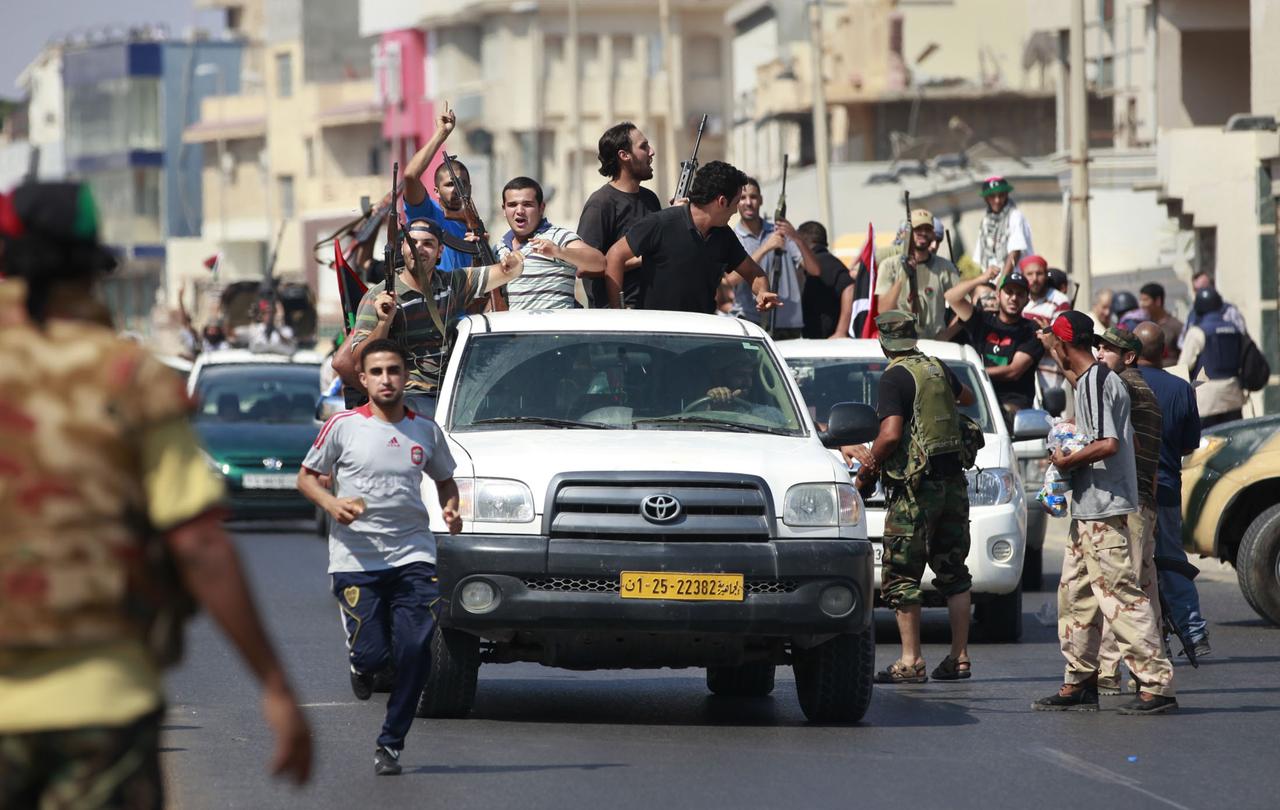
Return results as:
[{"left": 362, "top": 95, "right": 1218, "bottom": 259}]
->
[{"left": 407, "top": 763, "right": 626, "bottom": 776}]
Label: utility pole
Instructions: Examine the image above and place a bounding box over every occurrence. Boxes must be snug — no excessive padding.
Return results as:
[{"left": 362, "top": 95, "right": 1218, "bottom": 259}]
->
[
  {"left": 1069, "top": 0, "right": 1092, "bottom": 309},
  {"left": 808, "top": 0, "right": 833, "bottom": 228},
  {"left": 567, "top": 0, "right": 582, "bottom": 215},
  {"left": 659, "top": 0, "right": 679, "bottom": 203}
]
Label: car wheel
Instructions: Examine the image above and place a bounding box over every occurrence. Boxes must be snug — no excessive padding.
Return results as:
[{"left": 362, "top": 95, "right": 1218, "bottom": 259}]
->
[
  {"left": 415, "top": 628, "right": 480, "bottom": 719},
  {"left": 1237, "top": 503, "right": 1280, "bottom": 626},
  {"left": 792, "top": 626, "right": 874, "bottom": 723},
  {"left": 1021, "top": 543, "right": 1044, "bottom": 592},
  {"left": 976, "top": 584, "right": 1023, "bottom": 643},
  {"left": 706, "top": 662, "right": 776, "bottom": 697}
]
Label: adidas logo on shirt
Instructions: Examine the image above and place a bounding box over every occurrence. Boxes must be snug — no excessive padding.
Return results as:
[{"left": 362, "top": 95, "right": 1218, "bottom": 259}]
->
[{"left": 387, "top": 437, "right": 400, "bottom": 448}]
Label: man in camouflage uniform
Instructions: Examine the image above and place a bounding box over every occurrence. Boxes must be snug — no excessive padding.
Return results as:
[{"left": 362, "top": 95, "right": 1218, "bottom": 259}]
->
[
  {"left": 1094, "top": 326, "right": 1164, "bottom": 693},
  {"left": 1035, "top": 311, "right": 1176, "bottom": 714},
  {"left": 0, "top": 183, "right": 311, "bottom": 807},
  {"left": 846, "top": 311, "right": 977, "bottom": 683}
]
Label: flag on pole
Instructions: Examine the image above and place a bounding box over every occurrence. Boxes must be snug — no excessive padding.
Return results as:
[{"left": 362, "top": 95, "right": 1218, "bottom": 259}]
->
[
  {"left": 852, "top": 222, "right": 878, "bottom": 339},
  {"left": 202, "top": 253, "right": 220, "bottom": 279},
  {"left": 334, "top": 239, "right": 369, "bottom": 333}
]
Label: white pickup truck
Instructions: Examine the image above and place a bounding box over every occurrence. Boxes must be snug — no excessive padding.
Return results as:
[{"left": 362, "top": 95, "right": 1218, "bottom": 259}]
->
[
  {"left": 776, "top": 338, "right": 1052, "bottom": 643},
  {"left": 414, "top": 310, "right": 881, "bottom": 722}
]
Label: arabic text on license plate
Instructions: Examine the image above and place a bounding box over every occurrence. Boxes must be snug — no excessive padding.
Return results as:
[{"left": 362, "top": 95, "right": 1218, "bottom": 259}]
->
[
  {"left": 242, "top": 473, "right": 296, "bottom": 490},
  {"left": 872, "top": 542, "right": 884, "bottom": 565},
  {"left": 619, "top": 571, "right": 744, "bottom": 602}
]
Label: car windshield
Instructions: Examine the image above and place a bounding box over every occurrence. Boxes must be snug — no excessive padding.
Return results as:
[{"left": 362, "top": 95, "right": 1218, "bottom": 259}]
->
[
  {"left": 195, "top": 364, "right": 321, "bottom": 424},
  {"left": 784, "top": 356, "right": 996, "bottom": 434},
  {"left": 448, "top": 333, "right": 805, "bottom": 435}
]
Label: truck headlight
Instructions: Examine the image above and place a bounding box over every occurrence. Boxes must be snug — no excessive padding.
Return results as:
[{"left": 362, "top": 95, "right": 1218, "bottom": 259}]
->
[
  {"left": 966, "top": 468, "right": 1016, "bottom": 506},
  {"left": 201, "top": 449, "right": 229, "bottom": 478},
  {"left": 784, "top": 483, "right": 862, "bottom": 527},
  {"left": 458, "top": 478, "right": 535, "bottom": 523},
  {"left": 1184, "top": 435, "right": 1226, "bottom": 469}
]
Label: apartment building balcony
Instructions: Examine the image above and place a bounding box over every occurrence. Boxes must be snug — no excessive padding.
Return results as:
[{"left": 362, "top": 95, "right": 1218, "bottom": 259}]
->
[{"left": 184, "top": 94, "right": 268, "bottom": 143}]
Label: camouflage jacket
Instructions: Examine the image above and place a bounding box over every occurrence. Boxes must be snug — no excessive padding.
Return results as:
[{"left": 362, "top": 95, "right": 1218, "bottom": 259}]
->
[{"left": 0, "top": 279, "right": 195, "bottom": 652}]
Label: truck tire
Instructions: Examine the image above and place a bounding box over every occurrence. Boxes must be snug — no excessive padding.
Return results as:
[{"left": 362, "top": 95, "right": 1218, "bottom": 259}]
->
[
  {"left": 415, "top": 628, "right": 480, "bottom": 719},
  {"left": 1237, "top": 504, "right": 1280, "bottom": 627},
  {"left": 792, "top": 627, "right": 874, "bottom": 723},
  {"left": 1021, "top": 542, "right": 1044, "bottom": 592},
  {"left": 976, "top": 584, "right": 1023, "bottom": 643},
  {"left": 706, "top": 662, "right": 776, "bottom": 697}
]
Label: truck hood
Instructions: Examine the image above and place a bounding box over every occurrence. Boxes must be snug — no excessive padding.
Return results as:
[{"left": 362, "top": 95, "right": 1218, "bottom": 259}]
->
[{"left": 447, "top": 429, "right": 846, "bottom": 507}]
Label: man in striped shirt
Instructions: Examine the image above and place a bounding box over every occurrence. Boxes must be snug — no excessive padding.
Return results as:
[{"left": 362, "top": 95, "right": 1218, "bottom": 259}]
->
[{"left": 495, "top": 177, "right": 605, "bottom": 310}]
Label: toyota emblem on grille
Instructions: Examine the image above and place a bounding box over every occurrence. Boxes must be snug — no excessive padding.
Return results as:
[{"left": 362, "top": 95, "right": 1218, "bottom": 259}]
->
[{"left": 640, "top": 494, "right": 681, "bottom": 523}]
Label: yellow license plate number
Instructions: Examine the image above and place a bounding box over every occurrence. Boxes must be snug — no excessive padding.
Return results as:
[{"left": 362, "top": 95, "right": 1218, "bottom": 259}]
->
[{"left": 619, "top": 571, "right": 744, "bottom": 601}]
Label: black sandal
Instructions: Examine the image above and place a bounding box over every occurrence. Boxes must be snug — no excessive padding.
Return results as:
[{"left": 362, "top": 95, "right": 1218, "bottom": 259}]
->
[{"left": 931, "top": 655, "right": 971, "bottom": 681}]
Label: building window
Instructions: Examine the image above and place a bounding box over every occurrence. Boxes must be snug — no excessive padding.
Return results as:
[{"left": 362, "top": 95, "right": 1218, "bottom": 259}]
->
[
  {"left": 275, "top": 52, "right": 293, "bottom": 98},
  {"left": 304, "top": 137, "right": 315, "bottom": 178},
  {"left": 278, "top": 175, "right": 295, "bottom": 219}
]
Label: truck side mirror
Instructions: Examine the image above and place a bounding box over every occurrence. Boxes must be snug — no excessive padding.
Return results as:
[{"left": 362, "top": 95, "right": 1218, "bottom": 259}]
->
[
  {"left": 1013, "top": 408, "right": 1053, "bottom": 440},
  {"left": 1040, "top": 388, "right": 1067, "bottom": 418},
  {"left": 819, "top": 402, "right": 879, "bottom": 448}
]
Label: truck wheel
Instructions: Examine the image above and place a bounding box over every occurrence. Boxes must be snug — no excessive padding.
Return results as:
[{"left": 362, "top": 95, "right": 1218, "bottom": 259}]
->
[
  {"left": 792, "top": 627, "right": 874, "bottom": 723},
  {"left": 706, "top": 662, "right": 776, "bottom": 697},
  {"left": 976, "top": 584, "right": 1023, "bottom": 643},
  {"left": 1021, "top": 543, "right": 1044, "bottom": 592},
  {"left": 415, "top": 628, "right": 480, "bottom": 719},
  {"left": 1237, "top": 504, "right": 1280, "bottom": 626}
]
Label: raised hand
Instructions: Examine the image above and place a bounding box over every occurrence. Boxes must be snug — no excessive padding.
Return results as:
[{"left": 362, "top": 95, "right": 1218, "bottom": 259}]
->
[{"left": 438, "top": 100, "right": 455, "bottom": 136}]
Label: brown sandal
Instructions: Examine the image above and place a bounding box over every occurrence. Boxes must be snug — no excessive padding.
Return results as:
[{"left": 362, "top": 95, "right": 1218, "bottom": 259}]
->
[
  {"left": 931, "top": 655, "right": 971, "bottom": 681},
  {"left": 874, "top": 659, "right": 928, "bottom": 684}
]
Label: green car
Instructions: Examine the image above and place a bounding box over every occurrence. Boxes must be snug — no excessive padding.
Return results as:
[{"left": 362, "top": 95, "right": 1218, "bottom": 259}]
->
[
  {"left": 191, "top": 354, "right": 324, "bottom": 520},
  {"left": 1182, "top": 414, "right": 1280, "bottom": 626}
]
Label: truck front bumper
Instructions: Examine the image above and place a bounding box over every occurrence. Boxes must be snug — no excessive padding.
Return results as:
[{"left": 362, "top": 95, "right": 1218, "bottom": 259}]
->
[{"left": 437, "top": 535, "right": 874, "bottom": 637}]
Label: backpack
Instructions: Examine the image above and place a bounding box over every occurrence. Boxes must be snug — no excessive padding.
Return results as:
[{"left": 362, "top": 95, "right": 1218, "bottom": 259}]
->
[{"left": 1239, "top": 335, "right": 1271, "bottom": 392}]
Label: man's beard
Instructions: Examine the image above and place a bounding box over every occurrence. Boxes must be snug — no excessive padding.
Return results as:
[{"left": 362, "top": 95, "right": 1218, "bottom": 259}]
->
[
  {"left": 628, "top": 155, "right": 654, "bottom": 181},
  {"left": 371, "top": 388, "right": 405, "bottom": 407}
]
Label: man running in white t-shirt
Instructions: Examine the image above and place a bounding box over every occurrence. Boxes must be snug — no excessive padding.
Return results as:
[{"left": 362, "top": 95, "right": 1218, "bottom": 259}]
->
[{"left": 297, "top": 338, "right": 462, "bottom": 776}]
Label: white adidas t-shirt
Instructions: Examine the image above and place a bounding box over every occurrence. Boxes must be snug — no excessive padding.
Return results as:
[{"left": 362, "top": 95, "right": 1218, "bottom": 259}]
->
[{"left": 303, "top": 404, "right": 456, "bottom": 573}]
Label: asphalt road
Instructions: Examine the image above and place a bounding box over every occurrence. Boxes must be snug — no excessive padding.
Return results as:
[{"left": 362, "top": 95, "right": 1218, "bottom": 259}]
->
[{"left": 162, "top": 522, "right": 1280, "bottom": 810}]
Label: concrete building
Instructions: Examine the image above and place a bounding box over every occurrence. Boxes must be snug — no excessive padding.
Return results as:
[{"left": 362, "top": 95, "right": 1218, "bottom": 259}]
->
[
  {"left": 1032, "top": 0, "right": 1280, "bottom": 412},
  {"left": 56, "top": 32, "right": 244, "bottom": 334},
  {"left": 176, "top": 0, "right": 381, "bottom": 332},
  {"left": 360, "top": 0, "right": 736, "bottom": 226}
]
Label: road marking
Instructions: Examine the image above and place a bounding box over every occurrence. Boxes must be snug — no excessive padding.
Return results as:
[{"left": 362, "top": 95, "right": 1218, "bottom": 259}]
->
[
  {"left": 1032, "top": 747, "right": 1193, "bottom": 810},
  {"left": 299, "top": 701, "right": 360, "bottom": 708}
]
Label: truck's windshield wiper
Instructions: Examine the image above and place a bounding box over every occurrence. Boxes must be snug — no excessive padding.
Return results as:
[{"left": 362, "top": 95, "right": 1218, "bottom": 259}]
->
[
  {"left": 630, "top": 415, "right": 791, "bottom": 435},
  {"left": 468, "top": 416, "right": 614, "bottom": 429}
]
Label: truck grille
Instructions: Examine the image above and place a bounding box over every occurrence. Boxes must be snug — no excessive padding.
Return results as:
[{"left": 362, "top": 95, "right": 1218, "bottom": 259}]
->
[
  {"left": 544, "top": 473, "right": 773, "bottom": 540},
  {"left": 524, "top": 577, "right": 799, "bottom": 595}
]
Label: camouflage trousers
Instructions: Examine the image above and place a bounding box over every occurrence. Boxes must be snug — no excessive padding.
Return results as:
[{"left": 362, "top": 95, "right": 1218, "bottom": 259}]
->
[
  {"left": 881, "top": 474, "right": 972, "bottom": 609},
  {"left": 1098, "top": 505, "right": 1162, "bottom": 685},
  {"left": 1059, "top": 515, "right": 1174, "bottom": 696},
  {"left": 0, "top": 710, "right": 162, "bottom": 810}
]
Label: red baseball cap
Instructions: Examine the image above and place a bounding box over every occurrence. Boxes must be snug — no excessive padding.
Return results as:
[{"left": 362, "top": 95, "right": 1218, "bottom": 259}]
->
[
  {"left": 1018, "top": 254, "right": 1047, "bottom": 271},
  {"left": 1050, "top": 310, "right": 1095, "bottom": 346}
]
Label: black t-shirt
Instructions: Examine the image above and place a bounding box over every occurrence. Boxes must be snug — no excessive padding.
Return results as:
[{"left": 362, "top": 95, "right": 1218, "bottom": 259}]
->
[
  {"left": 577, "top": 182, "right": 662, "bottom": 308},
  {"left": 962, "top": 309, "right": 1044, "bottom": 405},
  {"left": 625, "top": 205, "right": 749, "bottom": 314},
  {"left": 877, "top": 360, "right": 964, "bottom": 474},
  {"left": 801, "top": 247, "right": 854, "bottom": 338}
]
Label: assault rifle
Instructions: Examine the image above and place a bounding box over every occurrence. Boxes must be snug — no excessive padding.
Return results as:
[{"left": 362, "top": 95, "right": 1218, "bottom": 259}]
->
[
  {"left": 383, "top": 162, "right": 400, "bottom": 293},
  {"left": 773, "top": 154, "right": 788, "bottom": 259},
  {"left": 902, "top": 190, "right": 921, "bottom": 320},
  {"left": 441, "top": 151, "right": 506, "bottom": 312},
  {"left": 672, "top": 114, "right": 708, "bottom": 203}
]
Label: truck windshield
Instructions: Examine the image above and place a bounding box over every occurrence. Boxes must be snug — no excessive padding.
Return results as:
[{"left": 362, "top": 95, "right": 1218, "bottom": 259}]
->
[
  {"left": 448, "top": 333, "right": 805, "bottom": 435},
  {"left": 784, "top": 357, "right": 997, "bottom": 433}
]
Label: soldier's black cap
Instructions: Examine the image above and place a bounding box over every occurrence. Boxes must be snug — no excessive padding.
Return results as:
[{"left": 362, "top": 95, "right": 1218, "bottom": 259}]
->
[{"left": 0, "top": 183, "right": 117, "bottom": 278}]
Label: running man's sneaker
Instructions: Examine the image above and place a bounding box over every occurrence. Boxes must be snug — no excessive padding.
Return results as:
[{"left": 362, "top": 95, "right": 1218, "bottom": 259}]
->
[
  {"left": 1190, "top": 634, "right": 1212, "bottom": 660},
  {"left": 350, "top": 669, "right": 374, "bottom": 701},
  {"left": 374, "top": 746, "right": 402, "bottom": 776},
  {"left": 1117, "top": 692, "right": 1178, "bottom": 715}
]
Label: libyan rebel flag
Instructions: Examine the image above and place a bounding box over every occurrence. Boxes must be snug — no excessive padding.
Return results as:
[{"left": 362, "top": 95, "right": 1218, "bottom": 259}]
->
[{"left": 334, "top": 240, "right": 368, "bottom": 333}]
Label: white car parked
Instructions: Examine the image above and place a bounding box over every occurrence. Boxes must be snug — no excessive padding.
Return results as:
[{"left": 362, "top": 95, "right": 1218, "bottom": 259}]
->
[{"left": 776, "top": 338, "right": 1051, "bottom": 642}]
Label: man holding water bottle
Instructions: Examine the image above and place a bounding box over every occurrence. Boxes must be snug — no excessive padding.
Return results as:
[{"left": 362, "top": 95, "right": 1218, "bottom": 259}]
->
[{"left": 297, "top": 338, "right": 463, "bottom": 775}]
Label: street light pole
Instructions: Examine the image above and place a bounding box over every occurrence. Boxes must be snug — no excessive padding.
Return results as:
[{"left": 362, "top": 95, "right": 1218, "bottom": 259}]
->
[
  {"left": 808, "top": 0, "right": 833, "bottom": 228},
  {"left": 1068, "top": 0, "right": 1092, "bottom": 309}
]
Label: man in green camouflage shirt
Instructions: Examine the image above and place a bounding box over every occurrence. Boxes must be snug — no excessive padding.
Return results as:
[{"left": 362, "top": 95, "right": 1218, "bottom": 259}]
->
[{"left": 846, "top": 311, "right": 977, "bottom": 684}]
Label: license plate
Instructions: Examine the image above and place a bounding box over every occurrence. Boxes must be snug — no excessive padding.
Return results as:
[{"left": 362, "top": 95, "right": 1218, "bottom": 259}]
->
[
  {"left": 619, "top": 571, "right": 744, "bottom": 601},
  {"left": 872, "top": 542, "right": 884, "bottom": 565},
  {"left": 241, "top": 473, "right": 297, "bottom": 490}
]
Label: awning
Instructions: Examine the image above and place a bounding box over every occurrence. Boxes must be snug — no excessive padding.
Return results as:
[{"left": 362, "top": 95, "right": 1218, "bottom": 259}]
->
[
  {"left": 184, "top": 116, "right": 267, "bottom": 143},
  {"left": 318, "top": 100, "right": 383, "bottom": 128}
]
